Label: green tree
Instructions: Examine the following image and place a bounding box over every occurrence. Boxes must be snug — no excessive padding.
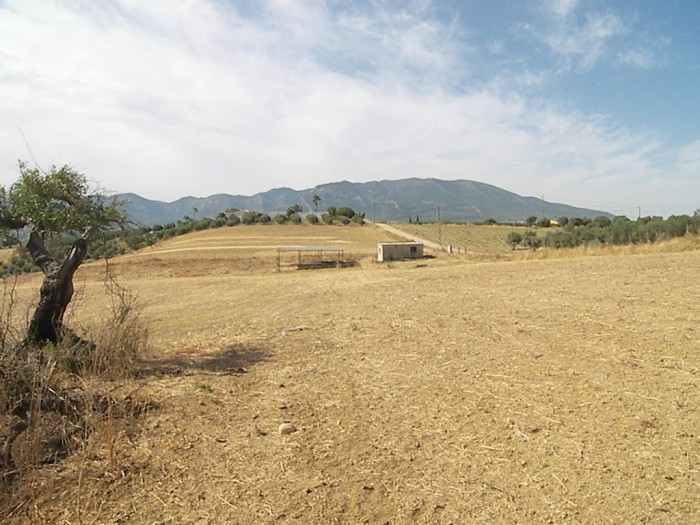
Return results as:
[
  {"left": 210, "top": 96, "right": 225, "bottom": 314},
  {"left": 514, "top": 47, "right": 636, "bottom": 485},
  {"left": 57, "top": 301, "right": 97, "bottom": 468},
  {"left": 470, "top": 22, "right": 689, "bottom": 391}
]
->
[
  {"left": 525, "top": 215, "right": 537, "bottom": 227},
  {"left": 306, "top": 213, "right": 319, "bottom": 224},
  {"left": 0, "top": 162, "right": 128, "bottom": 348},
  {"left": 337, "top": 206, "right": 355, "bottom": 218},
  {"left": 506, "top": 231, "right": 522, "bottom": 250},
  {"left": 312, "top": 194, "right": 321, "bottom": 212},
  {"left": 287, "top": 204, "right": 302, "bottom": 217},
  {"left": 241, "top": 211, "right": 257, "bottom": 225},
  {"left": 522, "top": 230, "right": 541, "bottom": 250},
  {"left": 326, "top": 206, "right": 337, "bottom": 217}
]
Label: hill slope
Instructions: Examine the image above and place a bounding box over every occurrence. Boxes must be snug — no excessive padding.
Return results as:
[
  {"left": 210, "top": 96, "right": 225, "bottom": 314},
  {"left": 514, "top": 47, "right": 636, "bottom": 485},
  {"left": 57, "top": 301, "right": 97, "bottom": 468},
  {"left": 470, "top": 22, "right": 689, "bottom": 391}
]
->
[{"left": 119, "top": 178, "right": 612, "bottom": 226}]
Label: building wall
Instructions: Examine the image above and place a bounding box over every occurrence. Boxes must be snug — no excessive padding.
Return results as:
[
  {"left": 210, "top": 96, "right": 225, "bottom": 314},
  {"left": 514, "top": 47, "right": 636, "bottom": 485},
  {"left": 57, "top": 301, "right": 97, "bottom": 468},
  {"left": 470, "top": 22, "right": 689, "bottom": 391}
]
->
[{"left": 377, "top": 243, "right": 424, "bottom": 262}]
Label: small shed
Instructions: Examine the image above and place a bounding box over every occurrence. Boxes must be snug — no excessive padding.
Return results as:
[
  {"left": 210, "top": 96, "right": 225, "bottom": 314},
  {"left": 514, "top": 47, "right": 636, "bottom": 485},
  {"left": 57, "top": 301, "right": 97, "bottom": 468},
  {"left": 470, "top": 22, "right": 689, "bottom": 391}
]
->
[{"left": 377, "top": 242, "right": 424, "bottom": 262}]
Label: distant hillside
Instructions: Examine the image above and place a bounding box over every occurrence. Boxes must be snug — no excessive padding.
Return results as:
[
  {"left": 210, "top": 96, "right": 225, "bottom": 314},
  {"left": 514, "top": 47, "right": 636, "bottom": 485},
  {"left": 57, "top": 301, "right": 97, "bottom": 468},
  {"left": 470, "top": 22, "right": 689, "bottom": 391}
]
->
[{"left": 119, "top": 178, "right": 613, "bottom": 226}]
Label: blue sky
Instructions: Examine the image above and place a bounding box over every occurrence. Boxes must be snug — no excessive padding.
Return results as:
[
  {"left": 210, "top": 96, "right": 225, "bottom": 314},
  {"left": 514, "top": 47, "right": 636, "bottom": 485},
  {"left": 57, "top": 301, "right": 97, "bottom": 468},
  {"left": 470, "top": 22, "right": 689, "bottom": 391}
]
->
[{"left": 0, "top": 0, "right": 698, "bottom": 218}]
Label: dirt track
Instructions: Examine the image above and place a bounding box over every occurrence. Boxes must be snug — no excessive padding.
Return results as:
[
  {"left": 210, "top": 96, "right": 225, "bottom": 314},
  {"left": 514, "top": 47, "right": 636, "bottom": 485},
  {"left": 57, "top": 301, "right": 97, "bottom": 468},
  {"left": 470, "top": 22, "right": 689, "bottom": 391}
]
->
[{"left": 3, "top": 227, "right": 699, "bottom": 524}]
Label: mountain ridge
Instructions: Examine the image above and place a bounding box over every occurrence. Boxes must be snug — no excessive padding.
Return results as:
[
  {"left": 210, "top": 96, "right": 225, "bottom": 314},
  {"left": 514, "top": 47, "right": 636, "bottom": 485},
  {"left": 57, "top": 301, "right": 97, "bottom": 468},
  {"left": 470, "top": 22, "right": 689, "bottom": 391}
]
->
[{"left": 119, "top": 178, "right": 613, "bottom": 226}]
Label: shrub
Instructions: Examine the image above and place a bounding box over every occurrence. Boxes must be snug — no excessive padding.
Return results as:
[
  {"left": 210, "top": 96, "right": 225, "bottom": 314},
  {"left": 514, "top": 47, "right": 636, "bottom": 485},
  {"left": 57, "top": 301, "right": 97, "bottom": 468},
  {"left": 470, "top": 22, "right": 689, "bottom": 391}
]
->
[
  {"left": 506, "top": 231, "right": 522, "bottom": 250},
  {"left": 306, "top": 213, "right": 319, "bottom": 224},
  {"left": 321, "top": 213, "right": 333, "bottom": 224},
  {"left": 289, "top": 213, "right": 302, "bottom": 224},
  {"left": 274, "top": 214, "right": 288, "bottom": 224},
  {"left": 241, "top": 211, "right": 257, "bottom": 224},
  {"left": 337, "top": 206, "right": 355, "bottom": 219}
]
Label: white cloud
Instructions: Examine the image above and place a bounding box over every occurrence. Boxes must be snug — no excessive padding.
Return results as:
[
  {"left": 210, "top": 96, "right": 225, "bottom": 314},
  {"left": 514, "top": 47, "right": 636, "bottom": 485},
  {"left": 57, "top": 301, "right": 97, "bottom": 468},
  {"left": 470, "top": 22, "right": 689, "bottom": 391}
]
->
[
  {"left": 0, "top": 0, "right": 695, "bottom": 217},
  {"left": 544, "top": 11, "right": 628, "bottom": 70}
]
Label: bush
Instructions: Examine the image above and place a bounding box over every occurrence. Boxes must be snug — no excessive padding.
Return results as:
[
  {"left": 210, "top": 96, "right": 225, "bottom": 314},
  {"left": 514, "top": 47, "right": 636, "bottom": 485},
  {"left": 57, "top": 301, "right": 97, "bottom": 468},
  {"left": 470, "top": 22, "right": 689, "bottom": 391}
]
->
[
  {"left": 506, "top": 231, "right": 522, "bottom": 250},
  {"left": 0, "top": 269, "right": 150, "bottom": 486},
  {"left": 241, "top": 211, "right": 257, "bottom": 225},
  {"left": 306, "top": 213, "right": 319, "bottom": 224},
  {"left": 351, "top": 214, "right": 364, "bottom": 225},
  {"left": 522, "top": 230, "right": 542, "bottom": 250},
  {"left": 337, "top": 206, "right": 355, "bottom": 218},
  {"left": 289, "top": 213, "right": 302, "bottom": 224},
  {"left": 321, "top": 213, "right": 333, "bottom": 224},
  {"left": 274, "top": 214, "right": 288, "bottom": 224}
]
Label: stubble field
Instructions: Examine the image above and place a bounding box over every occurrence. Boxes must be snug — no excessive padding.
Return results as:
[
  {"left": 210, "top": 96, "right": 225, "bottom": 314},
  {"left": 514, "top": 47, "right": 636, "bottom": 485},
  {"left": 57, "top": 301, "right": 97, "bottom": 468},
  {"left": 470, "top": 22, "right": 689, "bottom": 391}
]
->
[{"left": 2, "top": 223, "right": 699, "bottom": 524}]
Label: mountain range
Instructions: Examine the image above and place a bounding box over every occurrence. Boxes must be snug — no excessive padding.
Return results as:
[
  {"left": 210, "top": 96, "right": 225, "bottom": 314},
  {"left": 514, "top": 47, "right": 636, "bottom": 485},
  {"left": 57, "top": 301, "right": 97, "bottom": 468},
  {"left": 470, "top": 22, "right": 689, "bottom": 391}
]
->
[{"left": 119, "top": 178, "right": 613, "bottom": 226}]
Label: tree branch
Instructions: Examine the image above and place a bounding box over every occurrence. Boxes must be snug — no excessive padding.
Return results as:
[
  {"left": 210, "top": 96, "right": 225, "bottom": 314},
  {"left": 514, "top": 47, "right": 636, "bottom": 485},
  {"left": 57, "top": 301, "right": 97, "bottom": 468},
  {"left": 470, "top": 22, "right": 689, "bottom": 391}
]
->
[{"left": 24, "top": 230, "right": 60, "bottom": 277}]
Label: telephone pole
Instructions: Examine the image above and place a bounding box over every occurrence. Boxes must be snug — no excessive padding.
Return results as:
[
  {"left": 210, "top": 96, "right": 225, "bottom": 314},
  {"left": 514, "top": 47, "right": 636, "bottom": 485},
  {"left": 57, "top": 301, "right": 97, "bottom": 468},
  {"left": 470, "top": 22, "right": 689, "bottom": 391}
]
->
[{"left": 436, "top": 203, "right": 442, "bottom": 247}]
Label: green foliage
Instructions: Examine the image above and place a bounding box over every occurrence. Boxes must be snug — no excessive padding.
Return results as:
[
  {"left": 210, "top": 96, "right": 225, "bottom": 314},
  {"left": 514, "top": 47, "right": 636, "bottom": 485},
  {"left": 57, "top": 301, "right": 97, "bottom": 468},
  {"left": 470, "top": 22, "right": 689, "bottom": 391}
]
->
[
  {"left": 522, "top": 230, "right": 542, "bottom": 250},
  {"left": 351, "top": 214, "right": 365, "bottom": 224},
  {"left": 506, "top": 231, "right": 522, "bottom": 249},
  {"left": 274, "top": 213, "right": 288, "bottom": 224},
  {"left": 336, "top": 215, "right": 350, "bottom": 225},
  {"left": 258, "top": 213, "right": 271, "bottom": 224},
  {"left": 306, "top": 213, "right": 319, "bottom": 224},
  {"left": 1, "top": 162, "right": 127, "bottom": 235},
  {"left": 592, "top": 216, "right": 612, "bottom": 228},
  {"left": 525, "top": 216, "right": 537, "bottom": 227},
  {"left": 337, "top": 206, "right": 355, "bottom": 219},
  {"left": 326, "top": 206, "right": 337, "bottom": 217},
  {"left": 542, "top": 214, "right": 700, "bottom": 249},
  {"left": 311, "top": 194, "right": 321, "bottom": 211},
  {"left": 288, "top": 213, "right": 302, "bottom": 224},
  {"left": 286, "top": 204, "right": 302, "bottom": 216},
  {"left": 0, "top": 251, "right": 39, "bottom": 278},
  {"left": 321, "top": 213, "right": 333, "bottom": 224},
  {"left": 241, "top": 211, "right": 258, "bottom": 225}
]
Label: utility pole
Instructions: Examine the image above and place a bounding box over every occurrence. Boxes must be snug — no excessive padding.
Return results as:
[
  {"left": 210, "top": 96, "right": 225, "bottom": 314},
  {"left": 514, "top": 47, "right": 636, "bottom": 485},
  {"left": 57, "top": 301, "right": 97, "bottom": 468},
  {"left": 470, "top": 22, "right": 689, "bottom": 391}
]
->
[
  {"left": 540, "top": 195, "right": 545, "bottom": 220},
  {"left": 436, "top": 203, "right": 442, "bottom": 247}
]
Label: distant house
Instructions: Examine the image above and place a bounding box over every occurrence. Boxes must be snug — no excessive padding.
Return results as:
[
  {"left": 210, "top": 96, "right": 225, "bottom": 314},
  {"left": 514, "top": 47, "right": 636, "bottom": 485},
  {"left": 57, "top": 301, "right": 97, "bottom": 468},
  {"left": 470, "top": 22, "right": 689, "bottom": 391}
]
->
[{"left": 377, "top": 242, "right": 424, "bottom": 262}]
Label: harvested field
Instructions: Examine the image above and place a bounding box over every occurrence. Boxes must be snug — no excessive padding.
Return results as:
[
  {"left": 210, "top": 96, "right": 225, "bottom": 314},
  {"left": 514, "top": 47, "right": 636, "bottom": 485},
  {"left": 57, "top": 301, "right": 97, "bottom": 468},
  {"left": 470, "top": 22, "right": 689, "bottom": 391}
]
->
[{"left": 2, "top": 224, "right": 699, "bottom": 524}]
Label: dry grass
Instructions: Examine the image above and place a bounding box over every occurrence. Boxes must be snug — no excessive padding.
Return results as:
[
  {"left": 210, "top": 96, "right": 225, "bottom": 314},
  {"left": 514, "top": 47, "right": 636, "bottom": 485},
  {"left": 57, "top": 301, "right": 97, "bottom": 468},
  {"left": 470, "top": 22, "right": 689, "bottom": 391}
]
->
[{"left": 1, "top": 223, "right": 699, "bottom": 524}]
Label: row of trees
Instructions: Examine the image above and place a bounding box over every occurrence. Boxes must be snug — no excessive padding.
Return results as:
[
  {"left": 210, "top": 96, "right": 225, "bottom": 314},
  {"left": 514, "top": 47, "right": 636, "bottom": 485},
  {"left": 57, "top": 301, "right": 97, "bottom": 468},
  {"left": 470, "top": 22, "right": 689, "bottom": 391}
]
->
[
  {"left": 88, "top": 204, "right": 363, "bottom": 257},
  {"left": 507, "top": 214, "right": 700, "bottom": 250}
]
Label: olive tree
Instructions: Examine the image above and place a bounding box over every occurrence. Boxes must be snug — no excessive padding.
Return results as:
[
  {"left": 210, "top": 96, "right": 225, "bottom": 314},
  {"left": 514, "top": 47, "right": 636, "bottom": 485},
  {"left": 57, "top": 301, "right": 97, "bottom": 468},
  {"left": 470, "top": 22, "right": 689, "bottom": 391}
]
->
[
  {"left": 506, "top": 231, "right": 522, "bottom": 250},
  {"left": 0, "top": 162, "right": 128, "bottom": 350}
]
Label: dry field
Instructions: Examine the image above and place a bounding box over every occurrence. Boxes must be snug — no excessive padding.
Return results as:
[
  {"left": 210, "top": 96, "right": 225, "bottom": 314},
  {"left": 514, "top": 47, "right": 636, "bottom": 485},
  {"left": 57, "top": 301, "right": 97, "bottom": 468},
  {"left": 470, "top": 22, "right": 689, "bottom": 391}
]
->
[{"left": 2, "top": 223, "right": 699, "bottom": 524}]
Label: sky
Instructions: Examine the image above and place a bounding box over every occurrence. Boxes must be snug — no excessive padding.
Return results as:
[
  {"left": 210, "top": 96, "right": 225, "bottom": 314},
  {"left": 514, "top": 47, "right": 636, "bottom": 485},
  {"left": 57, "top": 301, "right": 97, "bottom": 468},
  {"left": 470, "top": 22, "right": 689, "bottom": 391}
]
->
[{"left": 0, "top": 0, "right": 698, "bottom": 218}]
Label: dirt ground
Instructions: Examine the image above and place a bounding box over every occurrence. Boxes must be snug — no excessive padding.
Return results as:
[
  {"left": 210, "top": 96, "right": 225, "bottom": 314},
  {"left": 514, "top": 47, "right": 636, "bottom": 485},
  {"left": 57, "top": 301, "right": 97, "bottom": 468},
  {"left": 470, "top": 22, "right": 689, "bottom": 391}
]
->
[{"left": 2, "top": 224, "right": 699, "bottom": 524}]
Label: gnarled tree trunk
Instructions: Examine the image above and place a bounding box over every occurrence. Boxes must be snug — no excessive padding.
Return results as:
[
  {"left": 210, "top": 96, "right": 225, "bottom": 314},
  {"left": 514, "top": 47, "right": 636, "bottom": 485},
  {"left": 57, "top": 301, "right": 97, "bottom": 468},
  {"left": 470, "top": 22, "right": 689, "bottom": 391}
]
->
[{"left": 23, "top": 231, "right": 88, "bottom": 348}]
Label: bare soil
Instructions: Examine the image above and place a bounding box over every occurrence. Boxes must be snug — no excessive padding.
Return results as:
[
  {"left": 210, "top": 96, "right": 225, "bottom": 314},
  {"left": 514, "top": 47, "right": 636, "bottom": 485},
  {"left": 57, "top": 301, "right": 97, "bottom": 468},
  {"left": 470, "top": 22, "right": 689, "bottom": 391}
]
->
[{"left": 2, "top": 224, "right": 699, "bottom": 524}]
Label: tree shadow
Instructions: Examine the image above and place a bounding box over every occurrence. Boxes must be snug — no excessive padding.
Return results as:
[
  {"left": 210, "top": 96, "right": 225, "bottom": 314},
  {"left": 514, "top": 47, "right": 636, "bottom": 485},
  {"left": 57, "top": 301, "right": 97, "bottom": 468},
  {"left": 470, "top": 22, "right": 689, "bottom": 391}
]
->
[{"left": 135, "top": 344, "right": 270, "bottom": 379}]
